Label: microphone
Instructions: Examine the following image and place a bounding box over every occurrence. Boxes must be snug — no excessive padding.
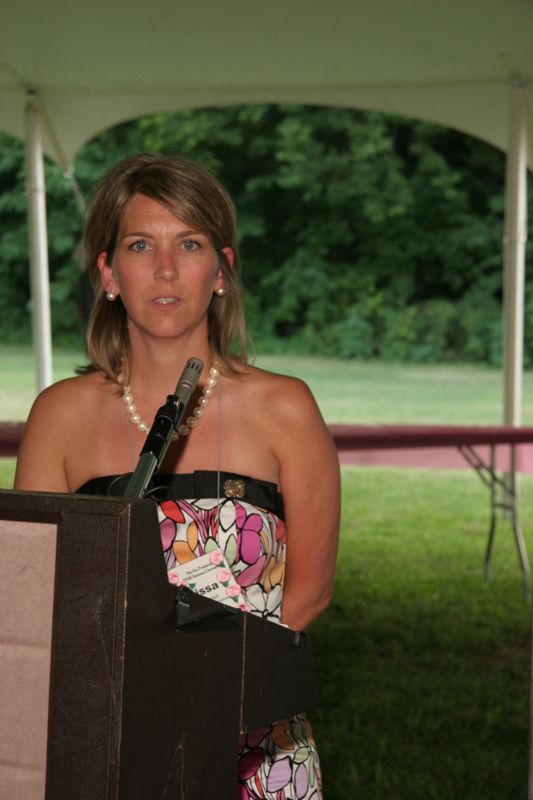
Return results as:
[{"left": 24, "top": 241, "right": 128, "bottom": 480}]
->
[
  {"left": 172, "top": 357, "right": 205, "bottom": 412},
  {"left": 123, "top": 357, "right": 204, "bottom": 498}
]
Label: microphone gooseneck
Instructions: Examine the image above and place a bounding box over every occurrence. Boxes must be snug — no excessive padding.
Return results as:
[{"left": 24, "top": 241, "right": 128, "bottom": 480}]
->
[{"left": 123, "top": 357, "right": 204, "bottom": 498}]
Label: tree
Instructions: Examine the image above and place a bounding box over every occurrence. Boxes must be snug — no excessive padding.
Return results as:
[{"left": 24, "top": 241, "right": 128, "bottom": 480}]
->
[{"left": 0, "top": 106, "right": 530, "bottom": 364}]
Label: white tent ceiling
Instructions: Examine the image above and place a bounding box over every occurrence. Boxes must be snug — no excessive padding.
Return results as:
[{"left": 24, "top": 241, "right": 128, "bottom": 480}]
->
[
  {"left": 2, "top": 0, "right": 532, "bottom": 167},
  {"left": 1, "top": 0, "right": 531, "bottom": 421}
]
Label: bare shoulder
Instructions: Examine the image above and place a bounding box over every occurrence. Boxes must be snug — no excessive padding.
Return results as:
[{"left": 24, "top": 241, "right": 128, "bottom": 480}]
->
[
  {"left": 32, "top": 371, "right": 104, "bottom": 400},
  {"left": 25, "top": 371, "right": 110, "bottom": 426},
  {"left": 14, "top": 371, "right": 113, "bottom": 492},
  {"left": 227, "top": 364, "right": 332, "bottom": 469},
  {"left": 234, "top": 363, "right": 323, "bottom": 429}
]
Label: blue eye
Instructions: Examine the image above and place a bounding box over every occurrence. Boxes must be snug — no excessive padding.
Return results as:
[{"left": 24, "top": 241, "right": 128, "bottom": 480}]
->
[
  {"left": 181, "top": 239, "right": 199, "bottom": 251},
  {"left": 130, "top": 240, "right": 149, "bottom": 253}
]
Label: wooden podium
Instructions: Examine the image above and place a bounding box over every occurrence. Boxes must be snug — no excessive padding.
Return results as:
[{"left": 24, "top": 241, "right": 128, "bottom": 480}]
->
[{"left": 0, "top": 490, "right": 318, "bottom": 800}]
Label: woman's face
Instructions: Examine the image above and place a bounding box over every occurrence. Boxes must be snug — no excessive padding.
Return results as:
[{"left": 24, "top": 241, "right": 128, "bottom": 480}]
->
[{"left": 97, "top": 193, "right": 233, "bottom": 345}]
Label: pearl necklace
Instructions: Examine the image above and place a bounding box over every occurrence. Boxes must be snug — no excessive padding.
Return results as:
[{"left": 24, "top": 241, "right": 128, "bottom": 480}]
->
[{"left": 118, "top": 365, "right": 220, "bottom": 439}]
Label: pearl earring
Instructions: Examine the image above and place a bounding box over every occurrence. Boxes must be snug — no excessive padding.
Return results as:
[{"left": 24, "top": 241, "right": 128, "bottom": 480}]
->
[
  {"left": 106, "top": 292, "right": 117, "bottom": 301},
  {"left": 215, "top": 287, "right": 226, "bottom": 297}
]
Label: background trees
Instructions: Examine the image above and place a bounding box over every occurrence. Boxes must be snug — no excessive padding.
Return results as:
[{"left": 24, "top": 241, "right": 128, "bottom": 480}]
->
[{"left": 1, "top": 105, "right": 532, "bottom": 363}]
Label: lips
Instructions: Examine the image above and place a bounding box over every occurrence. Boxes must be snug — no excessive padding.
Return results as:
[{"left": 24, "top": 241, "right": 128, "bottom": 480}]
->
[{"left": 152, "top": 296, "right": 179, "bottom": 305}]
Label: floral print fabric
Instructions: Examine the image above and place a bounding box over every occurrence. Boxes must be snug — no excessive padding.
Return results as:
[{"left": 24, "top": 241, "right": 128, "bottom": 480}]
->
[
  {"left": 159, "top": 495, "right": 285, "bottom": 622},
  {"left": 157, "top": 494, "right": 323, "bottom": 799},
  {"left": 238, "top": 714, "right": 322, "bottom": 799}
]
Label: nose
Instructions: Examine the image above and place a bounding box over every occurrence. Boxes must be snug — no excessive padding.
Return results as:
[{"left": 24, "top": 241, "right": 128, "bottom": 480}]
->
[{"left": 154, "top": 246, "right": 179, "bottom": 282}]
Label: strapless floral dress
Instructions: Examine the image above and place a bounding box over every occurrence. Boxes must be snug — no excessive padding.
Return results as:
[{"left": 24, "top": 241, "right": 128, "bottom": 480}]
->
[{"left": 77, "top": 470, "right": 322, "bottom": 800}]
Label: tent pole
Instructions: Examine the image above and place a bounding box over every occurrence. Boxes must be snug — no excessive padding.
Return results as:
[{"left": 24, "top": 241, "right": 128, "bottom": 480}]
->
[
  {"left": 24, "top": 96, "right": 53, "bottom": 394},
  {"left": 503, "top": 81, "right": 528, "bottom": 427}
]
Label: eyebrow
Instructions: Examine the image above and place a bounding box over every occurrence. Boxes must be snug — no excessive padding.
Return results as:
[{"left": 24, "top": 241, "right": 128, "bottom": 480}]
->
[{"left": 121, "top": 228, "right": 205, "bottom": 239}]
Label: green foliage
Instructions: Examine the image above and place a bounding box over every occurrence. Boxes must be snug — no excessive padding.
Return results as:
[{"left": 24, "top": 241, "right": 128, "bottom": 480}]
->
[
  {"left": 522, "top": 283, "right": 533, "bottom": 368},
  {"left": 0, "top": 133, "right": 84, "bottom": 343},
  {"left": 1, "top": 107, "right": 531, "bottom": 363}
]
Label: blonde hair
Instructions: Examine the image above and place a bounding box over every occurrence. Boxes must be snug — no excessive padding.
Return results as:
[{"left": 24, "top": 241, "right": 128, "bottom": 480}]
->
[{"left": 83, "top": 153, "right": 248, "bottom": 379}]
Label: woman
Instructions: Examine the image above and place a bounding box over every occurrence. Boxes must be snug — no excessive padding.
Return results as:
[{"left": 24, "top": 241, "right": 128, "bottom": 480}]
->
[{"left": 15, "top": 153, "right": 340, "bottom": 798}]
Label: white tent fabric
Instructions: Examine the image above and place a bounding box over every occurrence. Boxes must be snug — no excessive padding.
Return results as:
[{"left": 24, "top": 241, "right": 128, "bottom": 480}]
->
[
  {"left": 1, "top": 0, "right": 531, "bottom": 414},
  {"left": 3, "top": 0, "right": 532, "bottom": 165}
]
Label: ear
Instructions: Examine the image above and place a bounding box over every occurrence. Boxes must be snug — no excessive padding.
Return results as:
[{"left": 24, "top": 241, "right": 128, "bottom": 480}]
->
[
  {"left": 97, "top": 252, "right": 120, "bottom": 296},
  {"left": 221, "top": 247, "right": 234, "bottom": 269},
  {"left": 214, "top": 247, "right": 234, "bottom": 293}
]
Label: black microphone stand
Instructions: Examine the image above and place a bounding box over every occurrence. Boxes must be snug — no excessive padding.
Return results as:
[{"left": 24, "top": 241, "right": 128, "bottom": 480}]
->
[{"left": 122, "top": 358, "right": 203, "bottom": 498}]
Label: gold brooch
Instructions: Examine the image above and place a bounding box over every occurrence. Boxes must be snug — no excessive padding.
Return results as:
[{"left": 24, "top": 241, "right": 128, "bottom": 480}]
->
[{"left": 223, "top": 478, "right": 246, "bottom": 499}]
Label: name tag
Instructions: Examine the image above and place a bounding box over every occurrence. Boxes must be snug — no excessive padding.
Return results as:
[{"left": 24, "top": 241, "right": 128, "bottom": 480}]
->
[{"left": 167, "top": 549, "right": 250, "bottom": 611}]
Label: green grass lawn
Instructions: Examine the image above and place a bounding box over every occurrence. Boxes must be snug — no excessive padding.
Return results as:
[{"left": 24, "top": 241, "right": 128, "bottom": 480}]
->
[
  {"left": 5, "top": 344, "right": 533, "bottom": 424},
  {"left": 0, "top": 344, "right": 86, "bottom": 421},
  {"left": 0, "top": 459, "right": 15, "bottom": 488},
  {"left": 257, "top": 355, "right": 533, "bottom": 425},
  {"left": 1, "top": 347, "right": 532, "bottom": 797},
  {"left": 311, "top": 467, "right": 533, "bottom": 799}
]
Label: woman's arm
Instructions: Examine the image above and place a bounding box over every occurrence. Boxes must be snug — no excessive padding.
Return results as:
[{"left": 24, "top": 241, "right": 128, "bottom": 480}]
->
[{"left": 275, "top": 378, "right": 340, "bottom": 631}]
